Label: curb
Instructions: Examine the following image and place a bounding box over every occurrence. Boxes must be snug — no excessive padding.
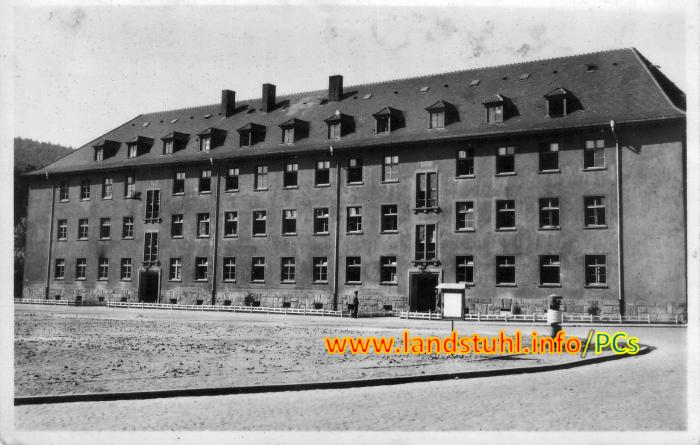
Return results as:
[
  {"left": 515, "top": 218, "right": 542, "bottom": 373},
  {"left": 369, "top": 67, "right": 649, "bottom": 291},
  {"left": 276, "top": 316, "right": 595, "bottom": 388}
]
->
[{"left": 14, "top": 344, "right": 652, "bottom": 406}]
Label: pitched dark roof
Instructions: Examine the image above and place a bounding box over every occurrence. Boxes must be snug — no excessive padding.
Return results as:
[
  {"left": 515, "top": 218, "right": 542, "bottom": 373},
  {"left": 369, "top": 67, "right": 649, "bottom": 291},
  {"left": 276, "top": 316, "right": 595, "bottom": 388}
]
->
[{"left": 29, "top": 47, "right": 685, "bottom": 176}]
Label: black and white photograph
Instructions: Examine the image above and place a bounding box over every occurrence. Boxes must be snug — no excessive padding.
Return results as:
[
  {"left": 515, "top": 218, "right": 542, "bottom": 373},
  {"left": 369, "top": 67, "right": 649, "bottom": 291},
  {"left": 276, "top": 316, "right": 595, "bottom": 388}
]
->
[{"left": 1, "top": 0, "right": 698, "bottom": 444}]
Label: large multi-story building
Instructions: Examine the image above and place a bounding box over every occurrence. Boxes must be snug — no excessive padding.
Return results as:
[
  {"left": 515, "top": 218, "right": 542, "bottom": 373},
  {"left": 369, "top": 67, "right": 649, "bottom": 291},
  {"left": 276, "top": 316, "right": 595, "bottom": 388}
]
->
[{"left": 22, "top": 48, "right": 686, "bottom": 318}]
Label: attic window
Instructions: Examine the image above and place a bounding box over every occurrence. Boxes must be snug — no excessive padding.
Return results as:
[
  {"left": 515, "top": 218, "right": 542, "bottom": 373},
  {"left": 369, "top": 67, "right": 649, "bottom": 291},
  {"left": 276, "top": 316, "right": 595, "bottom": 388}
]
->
[
  {"left": 170, "top": 118, "right": 178, "bottom": 123},
  {"left": 200, "top": 137, "right": 211, "bottom": 152},
  {"left": 94, "top": 147, "right": 104, "bottom": 161},
  {"left": 279, "top": 119, "right": 309, "bottom": 144},
  {"left": 420, "top": 86, "right": 430, "bottom": 92},
  {"left": 482, "top": 94, "right": 506, "bottom": 123},
  {"left": 324, "top": 112, "right": 353, "bottom": 139},
  {"left": 519, "top": 73, "right": 530, "bottom": 80},
  {"left": 161, "top": 132, "right": 188, "bottom": 154},
  {"left": 362, "top": 94, "right": 372, "bottom": 100},
  {"left": 237, "top": 123, "right": 265, "bottom": 147},
  {"left": 425, "top": 100, "right": 455, "bottom": 129},
  {"left": 373, "top": 106, "right": 403, "bottom": 135},
  {"left": 197, "top": 127, "right": 226, "bottom": 150},
  {"left": 470, "top": 79, "right": 480, "bottom": 86},
  {"left": 544, "top": 87, "right": 572, "bottom": 118},
  {"left": 126, "top": 136, "right": 154, "bottom": 158},
  {"left": 92, "top": 140, "right": 120, "bottom": 162}
]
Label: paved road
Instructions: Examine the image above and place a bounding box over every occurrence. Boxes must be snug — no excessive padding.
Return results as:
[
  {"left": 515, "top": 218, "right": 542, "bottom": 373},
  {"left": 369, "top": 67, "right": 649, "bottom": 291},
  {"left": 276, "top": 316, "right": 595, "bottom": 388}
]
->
[{"left": 14, "top": 314, "right": 687, "bottom": 431}]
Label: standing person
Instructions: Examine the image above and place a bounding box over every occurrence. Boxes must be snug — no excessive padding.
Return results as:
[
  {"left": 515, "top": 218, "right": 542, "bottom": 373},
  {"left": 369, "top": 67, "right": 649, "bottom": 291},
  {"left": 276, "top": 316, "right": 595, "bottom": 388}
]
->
[{"left": 352, "top": 291, "right": 359, "bottom": 318}]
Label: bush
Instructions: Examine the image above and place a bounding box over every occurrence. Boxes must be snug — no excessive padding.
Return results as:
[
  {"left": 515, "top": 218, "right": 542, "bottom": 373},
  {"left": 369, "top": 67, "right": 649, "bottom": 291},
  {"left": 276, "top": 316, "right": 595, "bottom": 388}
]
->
[
  {"left": 587, "top": 303, "right": 601, "bottom": 316},
  {"left": 244, "top": 292, "right": 259, "bottom": 307},
  {"left": 512, "top": 305, "right": 522, "bottom": 315}
]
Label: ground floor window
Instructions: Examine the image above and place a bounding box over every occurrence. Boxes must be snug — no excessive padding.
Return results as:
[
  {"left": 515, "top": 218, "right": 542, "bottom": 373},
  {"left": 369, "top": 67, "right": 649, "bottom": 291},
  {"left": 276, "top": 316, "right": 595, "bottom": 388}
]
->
[
  {"left": 169, "top": 258, "right": 182, "bottom": 281},
  {"left": 313, "top": 257, "right": 328, "bottom": 283},
  {"left": 223, "top": 257, "right": 236, "bottom": 282},
  {"left": 195, "top": 257, "right": 208, "bottom": 281},
  {"left": 98, "top": 258, "right": 109, "bottom": 280},
  {"left": 456, "top": 256, "right": 474, "bottom": 284},
  {"left": 539, "top": 255, "right": 561, "bottom": 285},
  {"left": 585, "top": 255, "right": 607, "bottom": 286},
  {"left": 281, "top": 257, "right": 296, "bottom": 283},
  {"left": 76, "top": 258, "right": 87, "bottom": 280},
  {"left": 380, "top": 256, "right": 397, "bottom": 284},
  {"left": 252, "top": 257, "right": 265, "bottom": 282},
  {"left": 55, "top": 259, "right": 65, "bottom": 280},
  {"left": 496, "top": 256, "right": 515, "bottom": 285},
  {"left": 120, "top": 258, "right": 132, "bottom": 281}
]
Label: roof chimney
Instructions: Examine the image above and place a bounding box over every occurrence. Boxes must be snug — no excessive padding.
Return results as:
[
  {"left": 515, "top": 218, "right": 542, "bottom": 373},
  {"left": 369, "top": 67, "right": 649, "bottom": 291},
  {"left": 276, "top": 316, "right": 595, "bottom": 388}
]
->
[
  {"left": 221, "top": 89, "right": 236, "bottom": 117},
  {"left": 262, "top": 83, "right": 276, "bottom": 113},
  {"left": 329, "top": 75, "right": 343, "bottom": 102}
]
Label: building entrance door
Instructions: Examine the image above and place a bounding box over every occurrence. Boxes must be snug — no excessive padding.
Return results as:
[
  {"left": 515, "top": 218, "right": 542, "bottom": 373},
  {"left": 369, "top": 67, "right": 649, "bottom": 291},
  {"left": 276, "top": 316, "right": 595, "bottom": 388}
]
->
[
  {"left": 138, "top": 270, "right": 160, "bottom": 303},
  {"left": 409, "top": 272, "right": 439, "bottom": 312}
]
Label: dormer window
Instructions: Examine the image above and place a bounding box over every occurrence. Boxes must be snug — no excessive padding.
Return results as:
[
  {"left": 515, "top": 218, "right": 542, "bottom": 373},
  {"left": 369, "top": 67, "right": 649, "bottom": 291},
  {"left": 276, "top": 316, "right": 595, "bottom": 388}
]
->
[
  {"left": 200, "top": 137, "right": 211, "bottom": 152},
  {"left": 93, "top": 140, "right": 119, "bottom": 162},
  {"left": 197, "top": 127, "right": 226, "bottom": 151},
  {"left": 425, "top": 100, "right": 456, "bottom": 129},
  {"left": 372, "top": 106, "right": 403, "bottom": 134},
  {"left": 236, "top": 123, "right": 266, "bottom": 147},
  {"left": 544, "top": 87, "right": 574, "bottom": 117},
  {"left": 161, "top": 132, "right": 188, "bottom": 155},
  {"left": 482, "top": 94, "right": 507, "bottom": 123},
  {"left": 279, "top": 118, "right": 309, "bottom": 145},
  {"left": 324, "top": 112, "right": 354, "bottom": 140},
  {"left": 125, "top": 136, "right": 154, "bottom": 158}
]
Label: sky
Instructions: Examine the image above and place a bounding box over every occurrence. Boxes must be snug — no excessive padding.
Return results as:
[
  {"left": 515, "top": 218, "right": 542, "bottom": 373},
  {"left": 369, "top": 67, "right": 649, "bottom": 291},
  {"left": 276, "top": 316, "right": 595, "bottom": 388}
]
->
[{"left": 12, "top": 1, "right": 690, "bottom": 149}]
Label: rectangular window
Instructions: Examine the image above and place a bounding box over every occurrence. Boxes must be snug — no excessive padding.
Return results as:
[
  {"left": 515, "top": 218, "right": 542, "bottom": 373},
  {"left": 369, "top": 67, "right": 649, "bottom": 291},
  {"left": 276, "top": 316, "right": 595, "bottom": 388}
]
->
[
  {"left": 456, "top": 201, "right": 475, "bottom": 231},
  {"left": 283, "top": 127, "right": 294, "bottom": 144},
  {"left": 313, "top": 257, "right": 328, "bottom": 283},
  {"left": 102, "top": 178, "right": 113, "bottom": 199},
  {"left": 585, "top": 255, "right": 607, "bottom": 286},
  {"left": 496, "top": 146, "right": 515, "bottom": 174},
  {"left": 223, "top": 257, "right": 236, "bottom": 281},
  {"left": 224, "top": 211, "right": 238, "bottom": 237},
  {"left": 539, "top": 142, "right": 559, "bottom": 171},
  {"left": 380, "top": 256, "right": 397, "bottom": 284},
  {"left": 197, "top": 213, "right": 210, "bottom": 237},
  {"left": 58, "top": 181, "right": 69, "bottom": 201},
  {"left": 171, "top": 214, "right": 184, "bottom": 238},
  {"left": 122, "top": 216, "right": 134, "bottom": 239},
  {"left": 173, "top": 172, "right": 185, "bottom": 195},
  {"left": 456, "top": 149, "right": 474, "bottom": 177},
  {"left": 416, "top": 172, "right": 438, "bottom": 208},
  {"left": 199, "top": 170, "right": 212, "bottom": 193},
  {"left": 496, "top": 200, "right": 516, "bottom": 230},
  {"left": 254, "top": 165, "right": 268, "bottom": 190},
  {"left": 347, "top": 158, "right": 363, "bottom": 184},
  {"left": 163, "top": 140, "right": 174, "bottom": 155},
  {"left": 95, "top": 147, "right": 104, "bottom": 162},
  {"left": 429, "top": 110, "right": 445, "bottom": 129},
  {"left": 98, "top": 258, "right": 109, "bottom": 280},
  {"left": 314, "top": 208, "right": 329, "bottom": 234},
  {"left": 251, "top": 257, "right": 265, "bottom": 282},
  {"left": 584, "top": 139, "right": 605, "bottom": 169},
  {"left": 55, "top": 259, "right": 65, "bottom": 280},
  {"left": 127, "top": 144, "right": 138, "bottom": 158},
  {"left": 346, "top": 206, "right": 362, "bottom": 233},
  {"left": 329, "top": 122, "right": 341, "bottom": 139},
  {"left": 584, "top": 196, "right": 606, "bottom": 227},
  {"left": 315, "top": 160, "right": 330, "bottom": 186},
  {"left": 496, "top": 256, "right": 515, "bottom": 285},
  {"left": 99, "top": 218, "right": 111, "bottom": 239},
  {"left": 539, "top": 198, "right": 560, "bottom": 229},
  {"left": 381, "top": 204, "right": 398, "bottom": 233},
  {"left": 143, "top": 232, "right": 158, "bottom": 263},
  {"left": 487, "top": 104, "right": 503, "bottom": 123},
  {"left": 124, "top": 175, "right": 135, "bottom": 198},
  {"left": 281, "top": 257, "right": 296, "bottom": 283},
  {"left": 415, "top": 224, "right": 437, "bottom": 261},
  {"left": 225, "top": 167, "right": 239, "bottom": 191},
  {"left": 76, "top": 258, "right": 87, "bottom": 280},
  {"left": 199, "top": 137, "right": 211, "bottom": 152},
  {"left": 284, "top": 162, "right": 298, "bottom": 187},
  {"left": 282, "top": 209, "right": 297, "bottom": 235},
  {"left": 456, "top": 256, "right": 474, "bottom": 284},
  {"left": 145, "top": 190, "right": 161, "bottom": 220},
  {"left": 376, "top": 116, "right": 390, "bottom": 134},
  {"left": 195, "top": 257, "right": 208, "bottom": 280},
  {"left": 169, "top": 258, "right": 182, "bottom": 281},
  {"left": 252, "top": 210, "right": 267, "bottom": 236},
  {"left": 78, "top": 218, "right": 89, "bottom": 240},
  {"left": 57, "top": 219, "right": 68, "bottom": 240},
  {"left": 120, "top": 258, "right": 132, "bottom": 281},
  {"left": 383, "top": 155, "right": 399, "bottom": 182},
  {"left": 80, "top": 179, "right": 90, "bottom": 200},
  {"left": 346, "top": 256, "right": 361, "bottom": 283},
  {"left": 540, "top": 255, "right": 561, "bottom": 286}
]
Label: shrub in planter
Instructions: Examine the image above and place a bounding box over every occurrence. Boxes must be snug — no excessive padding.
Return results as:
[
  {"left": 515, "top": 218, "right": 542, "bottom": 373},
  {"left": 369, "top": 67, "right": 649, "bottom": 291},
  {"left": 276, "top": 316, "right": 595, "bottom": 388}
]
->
[
  {"left": 512, "top": 305, "right": 522, "bottom": 315},
  {"left": 282, "top": 301, "right": 291, "bottom": 308},
  {"left": 170, "top": 298, "right": 178, "bottom": 304},
  {"left": 223, "top": 299, "right": 232, "bottom": 306},
  {"left": 196, "top": 299, "right": 203, "bottom": 306},
  {"left": 243, "top": 293, "right": 258, "bottom": 307},
  {"left": 587, "top": 303, "right": 601, "bottom": 316},
  {"left": 313, "top": 302, "right": 323, "bottom": 309}
]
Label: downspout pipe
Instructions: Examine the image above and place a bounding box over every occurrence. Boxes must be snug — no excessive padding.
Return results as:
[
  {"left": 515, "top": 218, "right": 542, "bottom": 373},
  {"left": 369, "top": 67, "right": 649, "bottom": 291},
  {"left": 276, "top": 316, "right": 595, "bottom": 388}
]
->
[
  {"left": 44, "top": 175, "right": 56, "bottom": 300},
  {"left": 331, "top": 145, "right": 340, "bottom": 311},
  {"left": 210, "top": 158, "right": 221, "bottom": 305},
  {"left": 610, "top": 120, "right": 625, "bottom": 315}
]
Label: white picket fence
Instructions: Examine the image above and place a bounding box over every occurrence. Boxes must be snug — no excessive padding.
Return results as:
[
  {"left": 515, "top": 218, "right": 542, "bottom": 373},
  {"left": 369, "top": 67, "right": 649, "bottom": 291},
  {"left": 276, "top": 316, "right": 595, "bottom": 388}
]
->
[
  {"left": 105, "top": 301, "right": 345, "bottom": 317},
  {"left": 398, "top": 310, "right": 682, "bottom": 324}
]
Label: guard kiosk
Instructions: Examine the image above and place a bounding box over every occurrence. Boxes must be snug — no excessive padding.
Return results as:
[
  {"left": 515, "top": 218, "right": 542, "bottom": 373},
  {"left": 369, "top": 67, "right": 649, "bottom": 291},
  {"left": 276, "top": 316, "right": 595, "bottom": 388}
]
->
[{"left": 438, "top": 283, "right": 466, "bottom": 329}]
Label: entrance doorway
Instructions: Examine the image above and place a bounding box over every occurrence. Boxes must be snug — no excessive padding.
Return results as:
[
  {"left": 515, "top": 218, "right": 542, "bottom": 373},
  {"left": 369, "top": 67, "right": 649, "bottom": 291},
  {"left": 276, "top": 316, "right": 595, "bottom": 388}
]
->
[
  {"left": 138, "top": 270, "right": 160, "bottom": 303},
  {"left": 409, "top": 272, "right": 439, "bottom": 312}
]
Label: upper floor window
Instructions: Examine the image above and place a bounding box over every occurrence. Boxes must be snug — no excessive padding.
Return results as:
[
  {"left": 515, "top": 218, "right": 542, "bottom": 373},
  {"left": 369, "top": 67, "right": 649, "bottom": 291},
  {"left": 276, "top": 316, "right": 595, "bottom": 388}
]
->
[
  {"left": 197, "top": 213, "right": 211, "bottom": 237},
  {"left": 381, "top": 204, "right": 398, "bottom": 233},
  {"left": 199, "top": 170, "right": 212, "bottom": 193},
  {"left": 102, "top": 178, "right": 113, "bottom": 199},
  {"left": 145, "top": 190, "right": 161, "bottom": 221},
  {"left": 254, "top": 165, "right": 268, "bottom": 190},
  {"left": 173, "top": 172, "right": 185, "bottom": 195},
  {"left": 347, "top": 158, "right": 363, "bottom": 184},
  {"left": 171, "top": 214, "right": 184, "bottom": 238},
  {"left": 122, "top": 216, "right": 134, "bottom": 239},
  {"left": 383, "top": 155, "right": 399, "bottom": 182},
  {"left": 58, "top": 181, "right": 69, "bottom": 201},
  {"left": 496, "top": 146, "right": 515, "bottom": 174},
  {"left": 77, "top": 218, "right": 89, "bottom": 240},
  {"left": 539, "top": 142, "right": 559, "bottom": 172},
  {"left": 315, "top": 161, "right": 330, "bottom": 186},
  {"left": 284, "top": 162, "right": 298, "bottom": 188},
  {"left": 539, "top": 198, "right": 560, "bottom": 229},
  {"left": 143, "top": 232, "right": 159, "bottom": 263},
  {"left": 224, "top": 211, "right": 238, "bottom": 237},
  {"left": 226, "top": 167, "right": 239, "bottom": 191},
  {"left": 456, "top": 201, "right": 475, "bottom": 231},
  {"left": 252, "top": 210, "right": 267, "bottom": 236},
  {"left": 99, "top": 218, "right": 111, "bottom": 239},
  {"left": 346, "top": 206, "right": 362, "bottom": 233},
  {"left": 282, "top": 209, "right": 297, "bottom": 235},
  {"left": 415, "top": 172, "right": 438, "bottom": 210},
  {"left": 124, "top": 175, "right": 136, "bottom": 198},
  {"left": 584, "top": 139, "right": 605, "bottom": 169},
  {"left": 495, "top": 200, "right": 515, "bottom": 230},
  {"left": 456, "top": 148, "right": 474, "bottom": 177},
  {"left": 415, "top": 224, "right": 437, "bottom": 261},
  {"left": 80, "top": 180, "right": 90, "bottom": 200},
  {"left": 584, "top": 196, "right": 606, "bottom": 228},
  {"left": 57, "top": 219, "right": 68, "bottom": 240},
  {"left": 314, "top": 208, "right": 329, "bottom": 234}
]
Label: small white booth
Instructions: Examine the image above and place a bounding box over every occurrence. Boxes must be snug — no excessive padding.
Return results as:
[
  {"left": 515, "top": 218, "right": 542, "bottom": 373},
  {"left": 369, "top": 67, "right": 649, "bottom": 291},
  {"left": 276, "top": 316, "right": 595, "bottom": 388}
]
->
[{"left": 437, "top": 283, "right": 467, "bottom": 321}]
